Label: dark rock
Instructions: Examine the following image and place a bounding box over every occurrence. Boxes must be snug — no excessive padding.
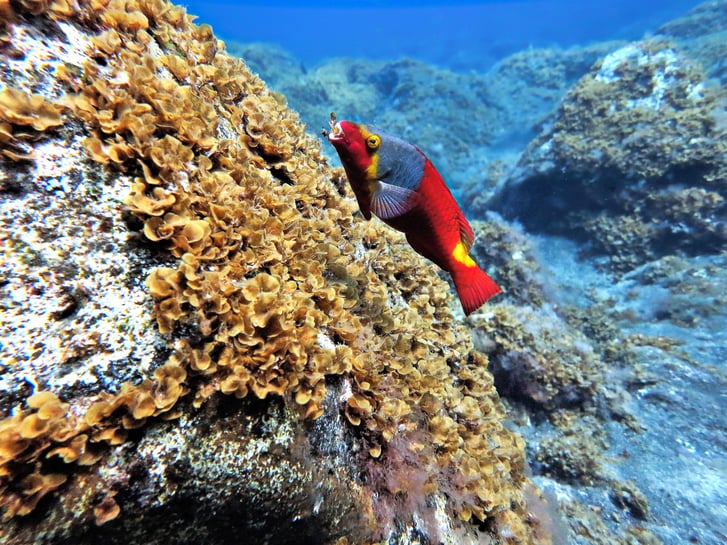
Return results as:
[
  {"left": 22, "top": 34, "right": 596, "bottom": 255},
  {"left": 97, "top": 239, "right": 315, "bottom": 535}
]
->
[{"left": 5, "top": 394, "right": 371, "bottom": 545}]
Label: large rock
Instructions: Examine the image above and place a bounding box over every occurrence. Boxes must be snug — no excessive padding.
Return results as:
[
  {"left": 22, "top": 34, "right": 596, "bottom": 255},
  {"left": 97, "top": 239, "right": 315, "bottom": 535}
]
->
[
  {"left": 656, "top": 0, "right": 727, "bottom": 83},
  {"left": 0, "top": 1, "right": 545, "bottom": 544},
  {"left": 488, "top": 39, "right": 727, "bottom": 272}
]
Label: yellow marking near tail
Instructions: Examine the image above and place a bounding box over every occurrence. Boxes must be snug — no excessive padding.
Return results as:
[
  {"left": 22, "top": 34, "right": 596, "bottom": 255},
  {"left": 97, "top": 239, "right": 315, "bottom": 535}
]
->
[{"left": 452, "top": 241, "right": 477, "bottom": 267}]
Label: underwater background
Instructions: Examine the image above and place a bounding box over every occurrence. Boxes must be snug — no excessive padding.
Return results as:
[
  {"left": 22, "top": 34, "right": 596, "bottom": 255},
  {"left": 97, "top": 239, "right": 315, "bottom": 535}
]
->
[
  {"left": 0, "top": 1, "right": 725, "bottom": 545},
  {"left": 183, "top": 0, "right": 703, "bottom": 71},
  {"left": 182, "top": 1, "right": 727, "bottom": 543}
]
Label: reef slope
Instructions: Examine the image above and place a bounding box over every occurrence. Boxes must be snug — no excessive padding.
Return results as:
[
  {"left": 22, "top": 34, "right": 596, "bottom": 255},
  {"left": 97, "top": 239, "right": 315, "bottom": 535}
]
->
[{"left": 0, "top": 2, "right": 549, "bottom": 545}]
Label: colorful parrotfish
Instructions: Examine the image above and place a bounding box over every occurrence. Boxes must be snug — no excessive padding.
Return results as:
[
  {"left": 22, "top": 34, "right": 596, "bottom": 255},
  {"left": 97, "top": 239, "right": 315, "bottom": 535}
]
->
[{"left": 325, "top": 113, "right": 501, "bottom": 316}]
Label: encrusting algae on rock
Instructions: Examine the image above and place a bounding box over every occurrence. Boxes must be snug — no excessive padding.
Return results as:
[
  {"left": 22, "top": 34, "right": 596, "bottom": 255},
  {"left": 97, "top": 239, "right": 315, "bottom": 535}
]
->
[{"left": 0, "top": 1, "right": 551, "bottom": 543}]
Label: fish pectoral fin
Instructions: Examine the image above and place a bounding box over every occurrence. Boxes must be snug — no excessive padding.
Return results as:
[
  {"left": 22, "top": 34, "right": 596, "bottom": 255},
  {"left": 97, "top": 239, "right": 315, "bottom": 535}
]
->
[{"left": 370, "top": 181, "right": 415, "bottom": 219}]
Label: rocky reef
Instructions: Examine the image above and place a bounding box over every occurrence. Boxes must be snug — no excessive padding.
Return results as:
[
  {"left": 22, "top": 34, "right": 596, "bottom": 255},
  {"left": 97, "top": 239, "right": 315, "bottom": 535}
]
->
[
  {"left": 487, "top": 11, "right": 727, "bottom": 273},
  {"left": 2, "top": 1, "right": 726, "bottom": 545},
  {"left": 230, "top": 40, "right": 623, "bottom": 192},
  {"left": 0, "top": 1, "right": 552, "bottom": 544},
  {"left": 225, "top": 2, "right": 727, "bottom": 545},
  {"left": 476, "top": 4, "right": 727, "bottom": 545},
  {"left": 656, "top": 0, "right": 727, "bottom": 84}
]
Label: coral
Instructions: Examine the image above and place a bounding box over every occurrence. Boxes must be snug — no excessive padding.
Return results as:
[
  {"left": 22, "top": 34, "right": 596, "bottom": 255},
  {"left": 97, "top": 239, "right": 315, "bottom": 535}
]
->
[{"left": 0, "top": 1, "right": 539, "bottom": 543}]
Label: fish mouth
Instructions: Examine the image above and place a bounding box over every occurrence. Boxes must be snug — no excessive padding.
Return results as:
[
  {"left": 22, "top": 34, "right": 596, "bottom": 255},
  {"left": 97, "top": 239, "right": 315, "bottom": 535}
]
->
[{"left": 327, "top": 120, "right": 348, "bottom": 145}]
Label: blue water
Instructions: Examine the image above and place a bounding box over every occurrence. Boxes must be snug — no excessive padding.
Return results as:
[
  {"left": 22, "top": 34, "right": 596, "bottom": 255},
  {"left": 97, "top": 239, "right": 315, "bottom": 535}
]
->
[{"left": 182, "top": 0, "right": 703, "bottom": 70}]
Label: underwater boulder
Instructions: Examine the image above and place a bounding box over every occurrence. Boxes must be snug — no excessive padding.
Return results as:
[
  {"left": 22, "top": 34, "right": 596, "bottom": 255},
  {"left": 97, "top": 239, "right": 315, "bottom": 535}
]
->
[
  {"left": 656, "top": 0, "right": 727, "bottom": 84},
  {"left": 0, "top": 2, "right": 547, "bottom": 544},
  {"left": 488, "top": 39, "right": 727, "bottom": 272}
]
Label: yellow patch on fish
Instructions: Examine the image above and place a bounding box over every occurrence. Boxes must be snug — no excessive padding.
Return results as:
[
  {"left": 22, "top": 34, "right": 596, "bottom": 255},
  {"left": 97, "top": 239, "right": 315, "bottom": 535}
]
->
[
  {"left": 359, "top": 125, "right": 379, "bottom": 181},
  {"left": 452, "top": 241, "right": 477, "bottom": 268}
]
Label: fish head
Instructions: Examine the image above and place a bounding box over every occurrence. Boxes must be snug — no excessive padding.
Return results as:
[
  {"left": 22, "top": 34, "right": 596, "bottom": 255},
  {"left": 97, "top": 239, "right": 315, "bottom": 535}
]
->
[{"left": 327, "top": 119, "right": 382, "bottom": 181}]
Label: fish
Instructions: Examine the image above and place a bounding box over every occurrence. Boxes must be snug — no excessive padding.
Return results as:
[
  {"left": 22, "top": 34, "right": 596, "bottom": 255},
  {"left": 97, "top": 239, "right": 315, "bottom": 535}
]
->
[{"left": 324, "top": 113, "right": 501, "bottom": 315}]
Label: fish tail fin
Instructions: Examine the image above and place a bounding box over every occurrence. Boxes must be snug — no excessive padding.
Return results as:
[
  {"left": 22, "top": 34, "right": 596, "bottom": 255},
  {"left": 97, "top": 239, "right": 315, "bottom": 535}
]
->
[{"left": 450, "top": 263, "right": 501, "bottom": 316}]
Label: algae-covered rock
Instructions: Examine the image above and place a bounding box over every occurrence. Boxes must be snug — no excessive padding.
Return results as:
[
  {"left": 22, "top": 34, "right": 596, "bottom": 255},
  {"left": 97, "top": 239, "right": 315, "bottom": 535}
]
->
[
  {"left": 0, "top": 2, "right": 544, "bottom": 544},
  {"left": 221, "top": 5, "right": 727, "bottom": 545},
  {"left": 4, "top": 394, "right": 372, "bottom": 545},
  {"left": 488, "top": 39, "right": 727, "bottom": 272},
  {"left": 656, "top": 0, "right": 727, "bottom": 84},
  {"left": 460, "top": 195, "right": 724, "bottom": 545}
]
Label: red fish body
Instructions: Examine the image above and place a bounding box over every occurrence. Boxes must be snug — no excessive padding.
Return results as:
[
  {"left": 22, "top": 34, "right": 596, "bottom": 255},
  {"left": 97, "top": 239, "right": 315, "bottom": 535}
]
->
[{"left": 327, "top": 118, "right": 500, "bottom": 315}]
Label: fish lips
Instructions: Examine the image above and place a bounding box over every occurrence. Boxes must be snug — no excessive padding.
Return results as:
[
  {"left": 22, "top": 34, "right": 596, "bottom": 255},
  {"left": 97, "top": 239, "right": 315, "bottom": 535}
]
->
[{"left": 327, "top": 121, "right": 349, "bottom": 146}]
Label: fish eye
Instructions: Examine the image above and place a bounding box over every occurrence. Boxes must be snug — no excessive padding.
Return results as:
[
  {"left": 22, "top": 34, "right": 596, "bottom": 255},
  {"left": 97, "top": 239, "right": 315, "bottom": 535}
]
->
[{"left": 366, "top": 135, "right": 380, "bottom": 149}]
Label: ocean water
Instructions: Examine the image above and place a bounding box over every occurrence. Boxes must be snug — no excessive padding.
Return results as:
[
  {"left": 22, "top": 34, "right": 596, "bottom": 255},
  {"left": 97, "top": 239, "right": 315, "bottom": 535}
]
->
[{"left": 183, "top": 0, "right": 703, "bottom": 71}]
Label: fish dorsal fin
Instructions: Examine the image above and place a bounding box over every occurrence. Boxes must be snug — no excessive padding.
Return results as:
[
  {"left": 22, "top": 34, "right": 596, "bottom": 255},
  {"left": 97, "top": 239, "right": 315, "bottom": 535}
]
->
[
  {"left": 459, "top": 216, "right": 475, "bottom": 252},
  {"left": 370, "top": 181, "right": 416, "bottom": 220}
]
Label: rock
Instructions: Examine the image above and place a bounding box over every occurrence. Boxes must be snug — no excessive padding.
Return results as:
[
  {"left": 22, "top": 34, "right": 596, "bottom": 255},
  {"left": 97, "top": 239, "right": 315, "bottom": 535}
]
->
[
  {"left": 236, "top": 39, "right": 622, "bottom": 196},
  {"left": 217, "top": 5, "right": 727, "bottom": 545},
  {"left": 0, "top": 2, "right": 542, "bottom": 544},
  {"left": 474, "top": 42, "right": 626, "bottom": 148},
  {"left": 473, "top": 303, "right": 603, "bottom": 413},
  {"left": 488, "top": 40, "right": 727, "bottom": 272},
  {"left": 656, "top": 0, "right": 727, "bottom": 83},
  {"left": 4, "top": 394, "right": 372, "bottom": 545}
]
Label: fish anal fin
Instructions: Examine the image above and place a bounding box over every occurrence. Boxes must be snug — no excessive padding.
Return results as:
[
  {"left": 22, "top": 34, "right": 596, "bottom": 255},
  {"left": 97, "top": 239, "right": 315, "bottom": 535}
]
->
[
  {"left": 452, "top": 241, "right": 477, "bottom": 268},
  {"left": 370, "top": 181, "right": 416, "bottom": 220}
]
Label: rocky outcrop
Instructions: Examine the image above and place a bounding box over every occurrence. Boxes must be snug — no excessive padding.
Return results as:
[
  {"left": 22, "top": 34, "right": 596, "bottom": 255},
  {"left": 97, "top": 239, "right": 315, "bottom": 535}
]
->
[
  {"left": 231, "top": 41, "right": 622, "bottom": 193},
  {"left": 656, "top": 0, "right": 727, "bottom": 83},
  {"left": 0, "top": 1, "right": 547, "bottom": 544},
  {"left": 488, "top": 39, "right": 727, "bottom": 272}
]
